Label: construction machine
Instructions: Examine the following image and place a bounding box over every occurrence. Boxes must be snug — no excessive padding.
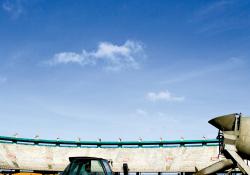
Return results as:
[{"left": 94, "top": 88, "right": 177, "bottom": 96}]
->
[{"left": 195, "top": 113, "right": 250, "bottom": 174}]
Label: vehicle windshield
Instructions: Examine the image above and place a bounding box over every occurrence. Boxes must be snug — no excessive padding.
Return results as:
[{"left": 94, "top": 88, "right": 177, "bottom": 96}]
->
[
  {"left": 102, "top": 160, "right": 112, "bottom": 175},
  {"left": 62, "top": 159, "right": 105, "bottom": 175}
]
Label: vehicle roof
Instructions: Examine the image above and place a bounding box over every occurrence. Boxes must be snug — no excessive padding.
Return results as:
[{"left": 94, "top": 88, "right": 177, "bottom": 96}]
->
[{"left": 69, "top": 157, "right": 107, "bottom": 162}]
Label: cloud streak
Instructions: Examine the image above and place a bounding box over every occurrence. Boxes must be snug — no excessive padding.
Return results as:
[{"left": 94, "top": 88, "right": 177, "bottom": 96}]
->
[
  {"left": 0, "top": 77, "right": 7, "bottom": 84},
  {"left": 146, "top": 90, "right": 184, "bottom": 102},
  {"left": 49, "top": 40, "right": 145, "bottom": 71},
  {"left": 135, "top": 109, "right": 148, "bottom": 116},
  {"left": 161, "top": 57, "right": 245, "bottom": 84},
  {"left": 195, "top": 0, "right": 234, "bottom": 19},
  {"left": 190, "top": 0, "right": 250, "bottom": 34},
  {"left": 2, "top": 0, "right": 24, "bottom": 19}
]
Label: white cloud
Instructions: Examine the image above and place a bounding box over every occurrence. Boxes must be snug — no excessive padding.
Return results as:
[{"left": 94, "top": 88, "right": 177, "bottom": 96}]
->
[
  {"left": 146, "top": 90, "right": 184, "bottom": 102},
  {"left": 2, "top": 0, "right": 24, "bottom": 19},
  {"left": 49, "top": 40, "right": 145, "bottom": 71},
  {"left": 51, "top": 51, "right": 94, "bottom": 66}
]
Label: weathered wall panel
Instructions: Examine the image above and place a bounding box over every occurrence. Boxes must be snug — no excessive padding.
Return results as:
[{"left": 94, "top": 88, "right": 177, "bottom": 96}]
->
[{"left": 0, "top": 143, "right": 221, "bottom": 172}]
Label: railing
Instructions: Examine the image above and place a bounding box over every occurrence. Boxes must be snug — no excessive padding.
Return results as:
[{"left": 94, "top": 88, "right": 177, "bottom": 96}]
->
[{"left": 0, "top": 135, "right": 220, "bottom": 148}]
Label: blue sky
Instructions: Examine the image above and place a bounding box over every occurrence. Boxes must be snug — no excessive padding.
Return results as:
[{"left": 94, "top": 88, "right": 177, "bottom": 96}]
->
[{"left": 1, "top": 0, "right": 250, "bottom": 141}]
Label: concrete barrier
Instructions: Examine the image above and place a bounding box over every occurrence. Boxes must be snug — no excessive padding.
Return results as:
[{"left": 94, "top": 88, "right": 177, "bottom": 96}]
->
[{"left": 0, "top": 143, "right": 221, "bottom": 173}]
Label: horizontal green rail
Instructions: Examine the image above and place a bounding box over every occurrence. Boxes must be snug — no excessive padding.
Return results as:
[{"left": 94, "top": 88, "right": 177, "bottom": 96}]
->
[{"left": 0, "top": 135, "right": 220, "bottom": 148}]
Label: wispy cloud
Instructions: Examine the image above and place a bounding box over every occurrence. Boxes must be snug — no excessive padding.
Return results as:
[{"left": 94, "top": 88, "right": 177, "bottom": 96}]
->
[
  {"left": 2, "top": 0, "right": 24, "bottom": 19},
  {"left": 195, "top": 1, "right": 234, "bottom": 20},
  {"left": 0, "top": 77, "right": 7, "bottom": 84},
  {"left": 161, "top": 57, "right": 245, "bottom": 84},
  {"left": 48, "top": 40, "right": 145, "bottom": 71},
  {"left": 190, "top": 0, "right": 250, "bottom": 34},
  {"left": 135, "top": 109, "right": 148, "bottom": 116},
  {"left": 133, "top": 109, "right": 179, "bottom": 123},
  {"left": 146, "top": 90, "right": 184, "bottom": 102},
  {"left": 132, "top": 110, "right": 180, "bottom": 126}
]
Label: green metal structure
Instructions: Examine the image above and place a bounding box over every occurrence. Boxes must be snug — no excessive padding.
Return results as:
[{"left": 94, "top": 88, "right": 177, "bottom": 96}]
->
[{"left": 0, "top": 135, "right": 219, "bottom": 148}]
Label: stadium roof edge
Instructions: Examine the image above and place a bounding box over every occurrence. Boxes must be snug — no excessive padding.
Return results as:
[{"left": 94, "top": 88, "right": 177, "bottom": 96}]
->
[{"left": 0, "top": 135, "right": 219, "bottom": 147}]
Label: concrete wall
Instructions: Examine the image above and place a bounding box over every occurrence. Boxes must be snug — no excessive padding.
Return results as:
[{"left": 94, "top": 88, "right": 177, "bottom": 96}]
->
[{"left": 0, "top": 143, "right": 220, "bottom": 173}]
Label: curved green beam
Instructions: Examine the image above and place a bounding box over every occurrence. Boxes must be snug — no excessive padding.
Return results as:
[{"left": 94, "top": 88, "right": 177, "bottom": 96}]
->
[{"left": 0, "top": 135, "right": 219, "bottom": 147}]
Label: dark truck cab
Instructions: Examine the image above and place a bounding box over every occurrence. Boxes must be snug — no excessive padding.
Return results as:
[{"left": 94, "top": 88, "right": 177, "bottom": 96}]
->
[{"left": 62, "top": 157, "right": 113, "bottom": 175}]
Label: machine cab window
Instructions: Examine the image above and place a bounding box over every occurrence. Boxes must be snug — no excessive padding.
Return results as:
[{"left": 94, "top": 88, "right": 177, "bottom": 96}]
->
[{"left": 62, "top": 157, "right": 113, "bottom": 175}]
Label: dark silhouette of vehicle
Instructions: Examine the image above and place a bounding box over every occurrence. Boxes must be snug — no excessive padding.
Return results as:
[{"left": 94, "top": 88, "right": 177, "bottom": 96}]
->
[{"left": 62, "top": 157, "right": 113, "bottom": 175}]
